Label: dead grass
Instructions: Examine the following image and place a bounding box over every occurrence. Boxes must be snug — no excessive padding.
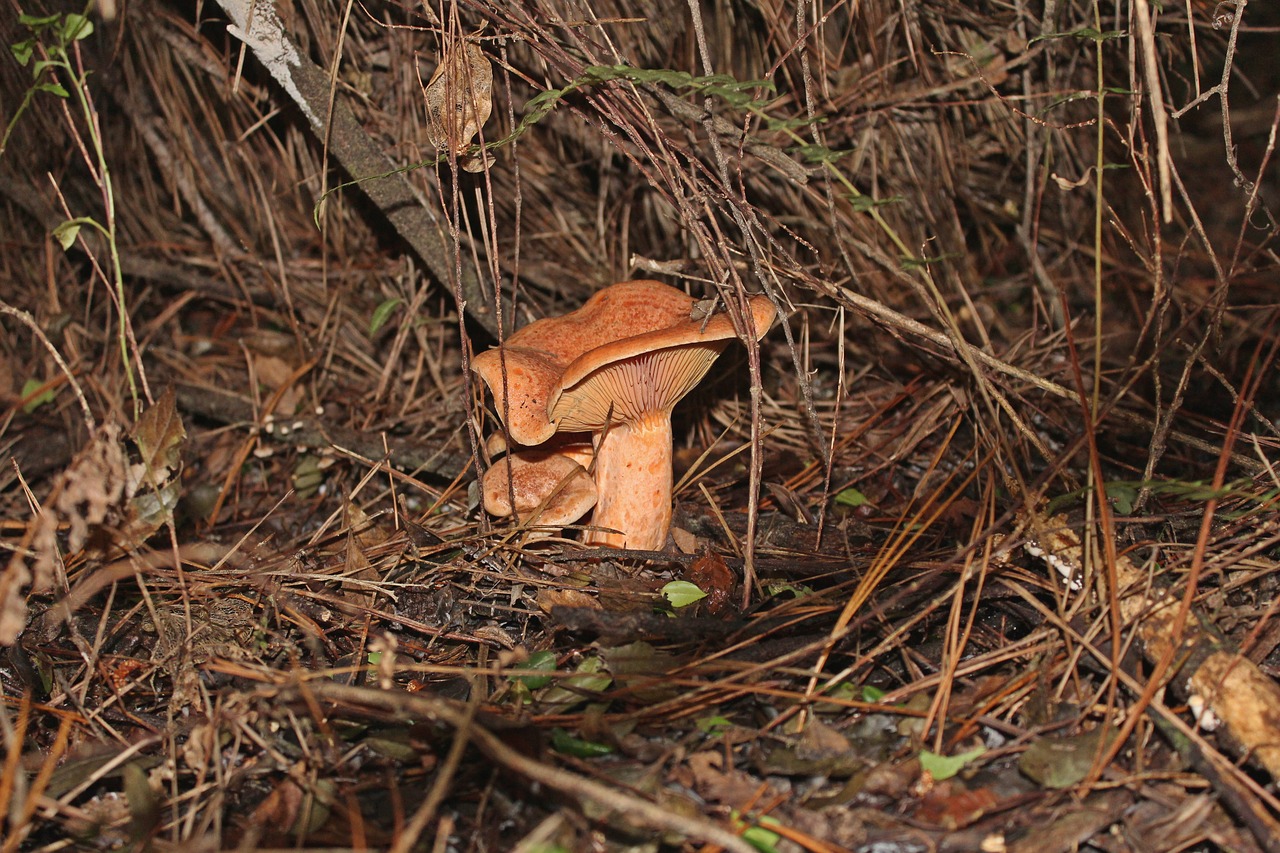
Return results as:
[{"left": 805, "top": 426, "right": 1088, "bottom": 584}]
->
[{"left": 2, "top": 0, "right": 1279, "bottom": 849}]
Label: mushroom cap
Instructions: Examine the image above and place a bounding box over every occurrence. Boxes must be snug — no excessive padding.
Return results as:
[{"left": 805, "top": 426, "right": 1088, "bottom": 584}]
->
[
  {"left": 552, "top": 287, "right": 776, "bottom": 432},
  {"left": 472, "top": 280, "right": 777, "bottom": 440},
  {"left": 471, "top": 346, "right": 566, "bottom": 447},
  {"left": 485, "top": 431, "right": 508, "bottom": 458},
  {"left": 481, "top": 450, "right": 597, "bottom": 529}
]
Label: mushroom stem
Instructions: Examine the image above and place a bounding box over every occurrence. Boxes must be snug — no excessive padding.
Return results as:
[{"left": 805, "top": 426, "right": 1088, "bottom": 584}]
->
[{"left": 586, "top": 414, "right": 673, "bottom": 550}]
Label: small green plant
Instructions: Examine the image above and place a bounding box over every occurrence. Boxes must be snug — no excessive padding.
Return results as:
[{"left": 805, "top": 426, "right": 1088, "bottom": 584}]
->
[
  {"left": 3, "top": 11, "right": 94, "bottom": 155},
  {"left": 368, "top": 297, "right": 402, "bottom": 337},
  {"left": 6, "top": 7, "right": 145, "bottom": 415},
  {"left": 661, "top": 580, "right": 707, "bottom": 609},
  {"left": 834, "top": 486, "right": 869, "bottom": 507},
  {"left": 1047, "top": 478, "right": 1278, "bottom": 517},
  {"left": 548, "top": 728, "right": 612, "bottom": 758},
  {"left": 918, "top": 746, "right": 986, "bottom": 781},
  {"left": 19, "top": 377, "right": 57, "bottom": 413},
  {"left": 860, "top": 684, "right": 886, "bottom": 702},
  {"left": 513, "top": 650, "right": 558, "bottom": 689},
  {"left": 535, "top": 655, "right": 612, "bottom": 711},
  {"left": 695, "top": 715, "right": 734, "bottom": 736},
  {"left": 730, "top": 812, "right": 783, "bottom": 853}
]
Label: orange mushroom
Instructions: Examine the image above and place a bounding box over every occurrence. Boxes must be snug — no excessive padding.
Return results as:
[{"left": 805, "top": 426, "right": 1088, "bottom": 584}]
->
[
  {"left": 473, "top": 280, "right": 775, "bottom": 550},
  {"left": 481, "top": 450, "right": 597, "bottom": 538}
]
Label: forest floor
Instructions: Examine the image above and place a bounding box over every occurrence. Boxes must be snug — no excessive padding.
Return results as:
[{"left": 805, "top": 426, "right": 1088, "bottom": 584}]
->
[{"left": 2, "top": 0, "right": 1280, "bottom": 850}]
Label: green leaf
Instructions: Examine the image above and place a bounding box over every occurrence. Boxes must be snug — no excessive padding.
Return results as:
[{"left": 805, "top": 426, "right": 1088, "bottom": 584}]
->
[
  {"left": 11, "top": 38, "right": 35, "bottom": 66},
  {"left": 1107, "top": 482, "right": 1138, "bottom": 515},
  {"left": 901, "top": 251, "right": 961, "bottom": 270},
  {"left": 919, "top": 746, "right": 986, "bottom": 781},
  {"left": 578, "top": 65, "right": 772, "bottom": 107},
  {"left": 291, "top": 455, "right": 326, "bottom": 498},
  {"left": 18, "top": 13, "right": 62, "bottom": 28},
  {"left": 821, "top": 682, "right": 857, "bottom": 701},
  {"left": 847, "top": 193, "right": 904, "bottom": 213},
  {"left": 763, "top": 114, "right": 823, "bottom": 131},
  {"left": 20, "top": 378, "right": 56, "bottom": 413},
  {"left": 792, "top": 143, "right": 853, "bottom": 164},
  {"left": 661, "top": 580, "right": 707, "bottom": 609},
  {"left": 122, "top": 760, "right": 159, "bottom": 828},
  {"left": 731, "top": 812, "right": 783, "bottom": 853},
  {"left": 59, "top": 14, "right": 94, "bottom": 43},
  {"left": 742, "top": 824, "right": 782, "bottom": 853},
  {"left": 514, "top": 650, "right": 558, "bottom": 689},
  {"left": 696, "top": 715, "right": 734, "bottom": 735},
  {"left": 368, "top": 297, "right": 402, "bottom": 337},
  {"left": 549, "top": 728, "right": 613, "bottom": 758},
  {"left": 811, "top": 681, "right": 858, "bottom": 712},
  {"left": 834, "top": 486, "right": 868, "bottom": 507},
  {"left": 1030, "top": 27, "right": 1126, "bottom": 44},
  {"left": 51, "top": 219, "right": 80, "bottom": 249},
  {"left": 704, "top": 79, "right": 774, "bottom": 107},
  {"left": 33, "top": 81, "right": 67, "bottom": 97},
  {"left": 31, "top": 59, "right": 62, "bottom": 77},
  {"left": 860, "top": 684, "right": 886, "bottom": 702},
  {"left": 537, "top": 656, "right": 611, "bottom": 709}
]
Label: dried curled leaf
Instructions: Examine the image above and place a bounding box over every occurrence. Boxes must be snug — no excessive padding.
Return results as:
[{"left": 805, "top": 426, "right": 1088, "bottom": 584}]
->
[
  {"left": 0, "top": 391, "right": 186, "bottom": 645},
  {"left": 0, "top": 424, "right": 129, "bottom": 644},
  {"left": 126, "top": 387, "right": 186, "bottom": 540},
  {"left": 423, "top": 38, "right": 493, "bottom": 172}
]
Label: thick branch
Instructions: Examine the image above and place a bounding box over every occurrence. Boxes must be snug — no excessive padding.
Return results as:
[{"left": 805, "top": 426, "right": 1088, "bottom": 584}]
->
[{"left": 211, "top": 0, "right": 503, "bottom": 337}]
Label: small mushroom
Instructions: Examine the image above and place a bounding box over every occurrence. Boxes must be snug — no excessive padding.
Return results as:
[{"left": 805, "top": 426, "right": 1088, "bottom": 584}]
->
[
  {"left": 473, "top": 280, "right": 775, "bottom": 550},
  {"left": 482, "top": 450, "right": 597, "bottom": 537},
  {"left": 485, "top": 431, "right": 595, "bottom": 469}
]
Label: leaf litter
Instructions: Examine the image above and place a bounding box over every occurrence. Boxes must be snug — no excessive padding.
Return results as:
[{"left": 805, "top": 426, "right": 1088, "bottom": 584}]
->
[{"left": 0, "top": 0, "right": 1278, "bottom": 851}]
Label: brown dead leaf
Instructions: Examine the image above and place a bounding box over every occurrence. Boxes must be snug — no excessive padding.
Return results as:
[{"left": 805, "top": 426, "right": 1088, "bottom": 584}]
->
[
  {"left": 249, "top": 774, "right": 333, "bottom": 837},
  {"left": 795, "top": 717, "right": 854, "bottom": 761},
  {"left": 52, "top": 425, "right": 131, "bottom": 564},
  {"left": 537, "top": 587, "right": 600, "bottom": 614},
  {"left": 124, "top": 387, "right": 186, "bottom": 543},
  {"left": 342, "top": 503, "right": 384, "bottom": 590},
  {"left": 423, "top": 37, "right": 493, "bottom": 172},
  {"left": 0, "top": 424, "right": 132, "bottom": 644},
  {"left": 914, "top": 779, "right": 1002, "bottom": 830},
  {"left": 251, "top": 354, "right": 304, "bottom": 416},
  {"left": 132, "top": 387, "right": 184, "bottom": 480},
  {"left": 764, "top": 481, "right": 811, "bottom": 524},
  {"left": 0, "top": 392, "right": 187, "bottom": 646},
  {"left": 686, "top": 549, "right": 735, "bottom": 616},
  {"left": 682, "top": 750, "right": 772, "bottom": 809},
  {"left": 669, "top": 525, "right": 698, "bottom": 554}
]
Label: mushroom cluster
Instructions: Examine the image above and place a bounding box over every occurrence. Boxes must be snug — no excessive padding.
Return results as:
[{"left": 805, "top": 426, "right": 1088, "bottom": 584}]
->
[{"left": 473, "top": 280, "right": 775, "bottom": 550}]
